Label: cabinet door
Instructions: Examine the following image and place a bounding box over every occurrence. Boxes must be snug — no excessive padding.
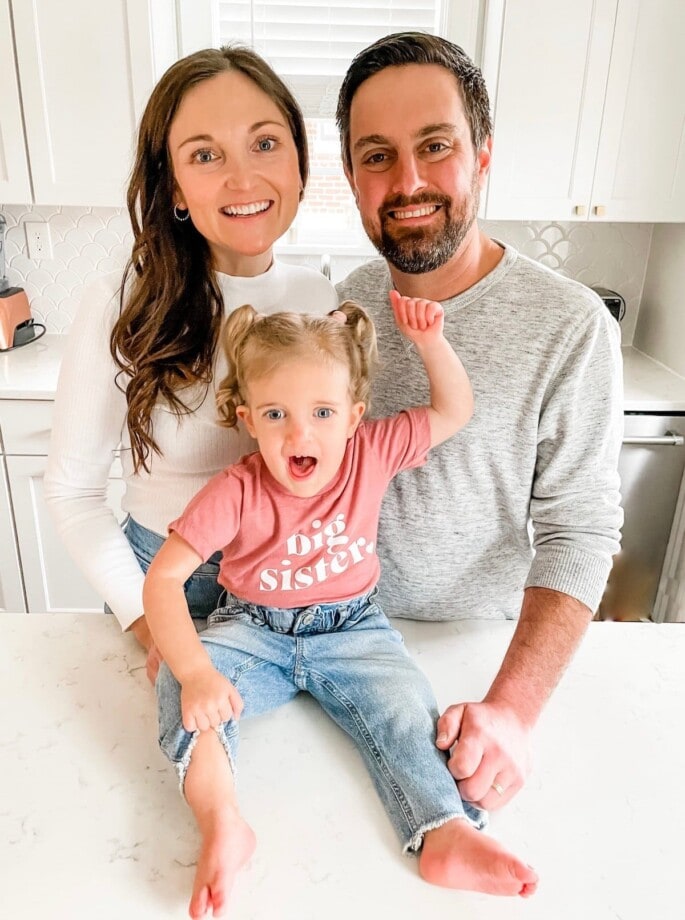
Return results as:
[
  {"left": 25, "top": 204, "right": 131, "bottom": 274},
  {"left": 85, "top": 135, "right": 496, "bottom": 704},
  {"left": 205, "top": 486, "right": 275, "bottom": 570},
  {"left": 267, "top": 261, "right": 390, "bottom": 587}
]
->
[
  {"left": 10, "top": 0, "right": 155, "bottom": 206},
  {"left": 0, "top": 0, "right": 32, "bottom": 204},
  {"left": 483, "top": 0, "right": 617, "bottom": 220},
  {"left": 6, "top": 455, "right": 125, "bottom": 613},
  {"left": 0, "top": 459, "right": 25, "bottom": 612},
  {"left": 591, "top": 0, "right": 685, "bottom": 221}
]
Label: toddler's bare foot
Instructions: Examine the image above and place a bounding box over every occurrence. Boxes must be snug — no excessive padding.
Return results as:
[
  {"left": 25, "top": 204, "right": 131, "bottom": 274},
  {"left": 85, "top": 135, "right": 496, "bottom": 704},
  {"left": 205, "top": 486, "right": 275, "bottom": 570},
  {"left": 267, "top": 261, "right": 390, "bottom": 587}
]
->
[
  {"left": 189, "top": 806, "right": 256, "bottom": 918},
  {"left": 419, "top": 817, "right": 538, "bottom": 897}
]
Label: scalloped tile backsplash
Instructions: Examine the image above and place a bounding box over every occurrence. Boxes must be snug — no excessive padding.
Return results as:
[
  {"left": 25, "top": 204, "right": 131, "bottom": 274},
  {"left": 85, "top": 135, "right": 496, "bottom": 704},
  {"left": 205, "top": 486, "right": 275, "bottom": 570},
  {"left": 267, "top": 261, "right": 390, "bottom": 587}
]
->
[{"left": 1, "top": 204, "right": 652, "bottom": 344}]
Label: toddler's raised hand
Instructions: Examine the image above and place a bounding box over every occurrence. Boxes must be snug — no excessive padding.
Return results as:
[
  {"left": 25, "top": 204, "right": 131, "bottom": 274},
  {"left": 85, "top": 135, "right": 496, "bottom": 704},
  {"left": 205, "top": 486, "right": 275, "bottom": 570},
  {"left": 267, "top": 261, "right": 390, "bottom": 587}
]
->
[
  {"left": 181, "top": 666, "right": 244, "bottom": 733},
  {"left": 389, "top": 289, "right": 444, "bottom": 346}
]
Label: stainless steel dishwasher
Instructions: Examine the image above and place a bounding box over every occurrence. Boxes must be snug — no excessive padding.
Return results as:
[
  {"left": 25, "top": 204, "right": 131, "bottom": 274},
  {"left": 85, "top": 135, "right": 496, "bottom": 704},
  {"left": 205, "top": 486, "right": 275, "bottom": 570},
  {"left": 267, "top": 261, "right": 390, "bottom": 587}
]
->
[{"left": 598, "top": 412, "right": 685, "bottom": 620}]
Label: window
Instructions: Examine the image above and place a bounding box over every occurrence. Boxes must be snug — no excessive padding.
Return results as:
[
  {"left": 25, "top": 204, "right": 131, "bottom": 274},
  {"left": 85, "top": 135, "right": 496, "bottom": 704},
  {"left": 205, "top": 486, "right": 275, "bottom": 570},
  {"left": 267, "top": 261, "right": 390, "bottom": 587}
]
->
[{"left": 177, "top": 1, "right": 472, "bottom": 248}]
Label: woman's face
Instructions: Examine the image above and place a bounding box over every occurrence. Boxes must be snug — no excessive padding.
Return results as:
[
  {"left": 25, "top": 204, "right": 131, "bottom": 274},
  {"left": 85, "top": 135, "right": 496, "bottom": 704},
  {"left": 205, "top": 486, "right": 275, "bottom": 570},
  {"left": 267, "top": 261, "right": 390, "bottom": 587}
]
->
[{"left": 168, "top": 69, "right": 301, "bottom": 276}]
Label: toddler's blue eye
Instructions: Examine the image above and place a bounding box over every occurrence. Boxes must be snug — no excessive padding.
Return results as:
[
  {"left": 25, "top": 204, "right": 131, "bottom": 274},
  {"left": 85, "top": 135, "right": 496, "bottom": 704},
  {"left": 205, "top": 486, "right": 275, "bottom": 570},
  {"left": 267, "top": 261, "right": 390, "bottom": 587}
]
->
[
  {"left": 315, "top": 408, "right": 333, "bottom": 419},
  {"left": 266, "top": 409, "right": 284, "bottom": 420}
]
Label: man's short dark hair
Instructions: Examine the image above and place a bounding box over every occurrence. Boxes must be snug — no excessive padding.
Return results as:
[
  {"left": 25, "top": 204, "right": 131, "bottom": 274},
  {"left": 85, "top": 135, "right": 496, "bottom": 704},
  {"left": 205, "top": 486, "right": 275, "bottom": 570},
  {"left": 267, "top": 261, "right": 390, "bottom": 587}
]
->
[{"left": 336, "top": 31, "right": 493, "bottom": 173}]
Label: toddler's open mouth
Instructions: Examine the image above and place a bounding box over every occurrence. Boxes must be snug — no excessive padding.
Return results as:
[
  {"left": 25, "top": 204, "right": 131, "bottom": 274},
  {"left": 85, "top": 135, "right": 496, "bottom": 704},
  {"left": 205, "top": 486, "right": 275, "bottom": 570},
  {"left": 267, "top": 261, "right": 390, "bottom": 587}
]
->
[{"left": 288, "top": 455, "right": 317, "bottom": 479}]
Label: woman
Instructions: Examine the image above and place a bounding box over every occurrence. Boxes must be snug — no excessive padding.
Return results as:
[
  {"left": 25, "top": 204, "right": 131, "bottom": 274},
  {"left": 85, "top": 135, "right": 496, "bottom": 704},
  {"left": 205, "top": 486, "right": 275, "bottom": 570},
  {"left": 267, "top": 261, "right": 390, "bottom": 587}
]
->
[{"left": 44, "top": 46, "right": 338, "bottom": 679}]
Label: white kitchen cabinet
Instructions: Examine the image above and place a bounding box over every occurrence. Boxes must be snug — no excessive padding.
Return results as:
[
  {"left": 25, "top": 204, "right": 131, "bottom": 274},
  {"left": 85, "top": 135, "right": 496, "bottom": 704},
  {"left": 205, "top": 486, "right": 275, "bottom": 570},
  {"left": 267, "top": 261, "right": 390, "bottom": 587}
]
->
[
  {"left": 0, "top": 458, "right": 25, "bottom": 612},
  {"left": 0, "top": 399, "right": 124, "bottom": 613},
  {"left": 483, "top": 0, "right": 685, "bottom": 222},
  {"left": 591, "top": 0, "right": 685, "bottom": 221},
  {"left": 0, "top": 2, "right": 32, "bottom": 204},
  {"left": 3, "top": 0, "right": 157, "bottom": 206},
  {"left": 6, "top": 455, "right": 125, "bottom": 613}
]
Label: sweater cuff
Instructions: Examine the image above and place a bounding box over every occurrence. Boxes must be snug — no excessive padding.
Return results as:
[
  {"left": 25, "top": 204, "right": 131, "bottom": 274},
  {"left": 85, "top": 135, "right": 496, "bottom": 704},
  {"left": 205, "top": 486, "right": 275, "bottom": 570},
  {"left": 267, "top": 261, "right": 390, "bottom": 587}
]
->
[{"left": 525, "top": 545, "right": 612, "bottom": 613}]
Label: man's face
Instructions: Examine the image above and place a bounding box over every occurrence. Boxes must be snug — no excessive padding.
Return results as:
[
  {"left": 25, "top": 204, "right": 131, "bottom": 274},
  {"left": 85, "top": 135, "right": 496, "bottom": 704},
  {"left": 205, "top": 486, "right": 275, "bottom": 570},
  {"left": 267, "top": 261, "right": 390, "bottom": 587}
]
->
[{"left": 345, "top": 64, "right": 491, "bottom": 274}]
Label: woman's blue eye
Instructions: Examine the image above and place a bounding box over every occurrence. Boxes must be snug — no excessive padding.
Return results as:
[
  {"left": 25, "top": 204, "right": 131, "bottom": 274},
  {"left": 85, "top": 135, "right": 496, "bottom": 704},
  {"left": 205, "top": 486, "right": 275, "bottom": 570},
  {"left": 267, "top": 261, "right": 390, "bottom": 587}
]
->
[
  {"left": 194, "top": 149, "right": 216, "bottom": 163},
  {"left": 257, "top": 138, "right": 276, "bottom": 152},
  {"left": 315, "top": 408, "right": 333, "bottom": 419}
]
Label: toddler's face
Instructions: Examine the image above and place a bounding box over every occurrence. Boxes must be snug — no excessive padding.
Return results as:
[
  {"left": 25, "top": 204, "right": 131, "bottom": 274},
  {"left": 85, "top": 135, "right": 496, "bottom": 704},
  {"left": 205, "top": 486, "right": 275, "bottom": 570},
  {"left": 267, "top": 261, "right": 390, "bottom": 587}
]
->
[{"left": 236, "top": 358, "right": 365, "bottom": 497}]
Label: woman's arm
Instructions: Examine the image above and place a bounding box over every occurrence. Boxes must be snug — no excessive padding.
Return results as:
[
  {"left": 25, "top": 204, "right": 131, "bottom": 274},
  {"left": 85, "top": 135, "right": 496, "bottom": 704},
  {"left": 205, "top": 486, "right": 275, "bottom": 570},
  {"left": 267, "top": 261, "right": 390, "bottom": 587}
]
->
[
  {"left": 43, "top": 275, "right": 148, "bottom": 631},
  {"left": 389, "top": 290, "right": 473, "bottom": 448}
]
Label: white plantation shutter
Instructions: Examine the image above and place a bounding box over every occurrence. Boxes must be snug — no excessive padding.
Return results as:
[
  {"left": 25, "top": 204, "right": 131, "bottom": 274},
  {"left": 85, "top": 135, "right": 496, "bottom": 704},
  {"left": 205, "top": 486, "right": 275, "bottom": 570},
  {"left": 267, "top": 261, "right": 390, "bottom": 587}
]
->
[{"left": 216, "top": 1, "right": 444, "bottom": 115}]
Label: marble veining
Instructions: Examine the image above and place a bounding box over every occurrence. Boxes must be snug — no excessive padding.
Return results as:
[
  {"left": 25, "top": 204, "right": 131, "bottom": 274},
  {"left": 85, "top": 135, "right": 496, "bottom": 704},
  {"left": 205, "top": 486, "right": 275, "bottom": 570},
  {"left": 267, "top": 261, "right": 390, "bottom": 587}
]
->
[{"left": 1, "top": 614, "right": 683, "bottom": 919}]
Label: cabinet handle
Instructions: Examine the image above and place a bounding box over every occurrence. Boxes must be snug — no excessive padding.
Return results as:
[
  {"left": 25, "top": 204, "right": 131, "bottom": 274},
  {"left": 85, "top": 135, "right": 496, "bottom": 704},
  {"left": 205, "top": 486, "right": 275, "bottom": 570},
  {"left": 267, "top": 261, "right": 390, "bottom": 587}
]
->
[
  {"left": 622, "top": 433, "right": 684, "bottom": 446},
  {"left": 573, "top": 205, "right": 587, "bottom": 216},
  {"left": 593, "top": 205, "right": 606, "bottom": 217}
]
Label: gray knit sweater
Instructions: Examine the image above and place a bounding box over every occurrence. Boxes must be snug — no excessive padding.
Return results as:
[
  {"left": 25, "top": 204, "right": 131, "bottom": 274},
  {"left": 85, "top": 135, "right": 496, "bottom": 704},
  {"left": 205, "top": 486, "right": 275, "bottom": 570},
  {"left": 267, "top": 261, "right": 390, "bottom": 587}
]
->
[{"left": 336, "top": 244, "right": 623, "bottom": 620}]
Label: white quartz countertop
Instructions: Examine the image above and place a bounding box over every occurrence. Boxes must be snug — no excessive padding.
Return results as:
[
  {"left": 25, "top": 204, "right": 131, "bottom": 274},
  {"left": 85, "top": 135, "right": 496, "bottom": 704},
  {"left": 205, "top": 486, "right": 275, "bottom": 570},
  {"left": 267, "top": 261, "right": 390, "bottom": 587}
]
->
[
  {"left": 0, "top": 333, "right": 66, "bottom": 399},
  {"left": 2, "top": 334, "right": 685, "bottom": 412},
  {"left": 622, "top": 345, "right": 685, "bottom": 412},
  {"left": 2, "top": 614, "right": 683, "bottom": 919}
]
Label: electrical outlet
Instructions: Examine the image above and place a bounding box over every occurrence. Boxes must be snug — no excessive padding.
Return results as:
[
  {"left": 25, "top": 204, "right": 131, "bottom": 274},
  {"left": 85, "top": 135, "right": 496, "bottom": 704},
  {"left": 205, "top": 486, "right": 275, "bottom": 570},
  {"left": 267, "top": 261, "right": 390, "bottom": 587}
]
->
[{"left": 25, "top": 221, "right": 53, "bottom": 262}]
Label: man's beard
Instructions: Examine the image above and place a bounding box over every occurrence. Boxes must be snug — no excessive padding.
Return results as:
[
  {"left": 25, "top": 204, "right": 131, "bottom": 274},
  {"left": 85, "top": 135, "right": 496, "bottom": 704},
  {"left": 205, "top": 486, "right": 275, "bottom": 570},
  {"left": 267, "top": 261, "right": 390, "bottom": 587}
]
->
[{"left": 363, "top": 178, "right": 480, "bottom": 274}]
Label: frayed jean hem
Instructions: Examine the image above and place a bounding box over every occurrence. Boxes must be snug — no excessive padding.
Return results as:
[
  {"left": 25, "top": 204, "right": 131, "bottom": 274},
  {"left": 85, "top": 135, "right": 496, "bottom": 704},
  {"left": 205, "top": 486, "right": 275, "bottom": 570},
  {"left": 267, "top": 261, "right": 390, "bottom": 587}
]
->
[
  {"left": 403, "top": 806, "right": 488, "bottom": 856},
  {"left": 170, "top": 725, "right": 237, "bottom": 798}
]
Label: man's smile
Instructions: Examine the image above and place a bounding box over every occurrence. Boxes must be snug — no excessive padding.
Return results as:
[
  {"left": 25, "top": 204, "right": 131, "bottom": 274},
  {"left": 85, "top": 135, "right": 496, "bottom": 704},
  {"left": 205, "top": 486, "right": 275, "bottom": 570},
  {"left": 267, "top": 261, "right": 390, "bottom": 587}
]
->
[{"left": 388, "top": 204, "right": 442, "bottom": 220}]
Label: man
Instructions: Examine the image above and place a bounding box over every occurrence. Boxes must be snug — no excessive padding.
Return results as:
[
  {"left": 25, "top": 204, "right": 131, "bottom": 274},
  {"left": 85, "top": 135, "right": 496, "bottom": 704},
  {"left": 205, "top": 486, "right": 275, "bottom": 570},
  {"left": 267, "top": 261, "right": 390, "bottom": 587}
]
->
[{"left": 335, "top": 32, "right": 623, "bottom": 813}]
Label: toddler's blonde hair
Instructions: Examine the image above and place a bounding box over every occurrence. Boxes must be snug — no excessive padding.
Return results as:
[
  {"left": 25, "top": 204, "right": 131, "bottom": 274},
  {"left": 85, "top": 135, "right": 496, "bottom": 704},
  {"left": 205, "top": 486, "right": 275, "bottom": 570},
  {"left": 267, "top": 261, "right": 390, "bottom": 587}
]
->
[{"left": 216, "top": 301, "right": 379, "bottom": 429}]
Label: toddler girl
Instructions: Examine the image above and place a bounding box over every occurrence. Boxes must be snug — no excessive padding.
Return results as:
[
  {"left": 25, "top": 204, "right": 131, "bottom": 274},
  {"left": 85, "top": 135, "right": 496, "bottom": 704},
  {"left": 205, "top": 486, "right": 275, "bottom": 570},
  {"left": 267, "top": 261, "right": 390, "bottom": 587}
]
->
[{"left": 143, "top": 292, "right": 538, "bottom": 918}]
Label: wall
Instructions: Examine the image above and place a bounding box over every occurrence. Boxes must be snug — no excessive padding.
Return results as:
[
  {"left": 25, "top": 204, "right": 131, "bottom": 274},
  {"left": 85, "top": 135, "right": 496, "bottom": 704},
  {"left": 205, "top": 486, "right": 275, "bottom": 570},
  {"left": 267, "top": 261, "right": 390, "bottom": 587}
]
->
[
  {"left": 634, "top": 224, "right": 685, "bottom": 378},
  {"left": 1, "top": 203, "right": 653, "bottom": 342}
]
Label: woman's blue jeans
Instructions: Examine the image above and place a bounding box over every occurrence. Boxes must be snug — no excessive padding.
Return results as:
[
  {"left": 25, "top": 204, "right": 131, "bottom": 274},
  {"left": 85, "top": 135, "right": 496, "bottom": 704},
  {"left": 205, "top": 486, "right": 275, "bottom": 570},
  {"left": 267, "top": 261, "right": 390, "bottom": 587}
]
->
[
  {"left": 156, "top": 588, "right": 487, "bottom": 854},
  {"left": 111, "top": 516, "right": 224, "bottom": 620}
]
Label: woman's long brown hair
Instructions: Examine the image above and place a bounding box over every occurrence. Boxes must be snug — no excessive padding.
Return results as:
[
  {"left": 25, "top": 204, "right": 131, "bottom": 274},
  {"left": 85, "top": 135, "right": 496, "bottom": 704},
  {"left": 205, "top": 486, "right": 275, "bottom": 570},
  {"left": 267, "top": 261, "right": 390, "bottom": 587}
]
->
[{"left": 111, "top": 45, "right": 309, "bottom": 472}]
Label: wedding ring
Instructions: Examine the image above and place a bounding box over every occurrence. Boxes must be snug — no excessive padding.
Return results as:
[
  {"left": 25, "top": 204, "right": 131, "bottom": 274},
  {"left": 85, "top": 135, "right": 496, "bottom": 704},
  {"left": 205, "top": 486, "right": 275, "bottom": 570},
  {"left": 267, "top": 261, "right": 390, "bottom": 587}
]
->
[{"left": 491, "top": 781, "right": 505, "bottom": 796}]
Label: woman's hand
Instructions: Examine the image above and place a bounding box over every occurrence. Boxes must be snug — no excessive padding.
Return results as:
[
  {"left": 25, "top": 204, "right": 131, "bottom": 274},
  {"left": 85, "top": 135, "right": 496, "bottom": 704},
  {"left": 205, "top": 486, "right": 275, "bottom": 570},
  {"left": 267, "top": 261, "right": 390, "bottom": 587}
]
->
[
  {"left": 128, "top": 615, "right": 163, "bottom": 685},
  {"left": 181, "top": 667, "right": 244, "bottom": 733}
]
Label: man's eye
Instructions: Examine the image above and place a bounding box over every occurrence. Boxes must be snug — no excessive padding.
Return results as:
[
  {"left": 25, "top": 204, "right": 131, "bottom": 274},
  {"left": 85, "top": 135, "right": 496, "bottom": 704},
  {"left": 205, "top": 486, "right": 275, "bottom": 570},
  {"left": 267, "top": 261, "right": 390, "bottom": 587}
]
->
[
  {"left": 315, "top": 408, "right": 333, "bottom": 419},
  {"left": 365, "top": 152, "right": 387, "bottom": 165},
  {"left": 425, "top": 141, "right": 449, "bottom": 154},
  {"left": 265, "top": 409, "right": 284, "bottom": 420}
]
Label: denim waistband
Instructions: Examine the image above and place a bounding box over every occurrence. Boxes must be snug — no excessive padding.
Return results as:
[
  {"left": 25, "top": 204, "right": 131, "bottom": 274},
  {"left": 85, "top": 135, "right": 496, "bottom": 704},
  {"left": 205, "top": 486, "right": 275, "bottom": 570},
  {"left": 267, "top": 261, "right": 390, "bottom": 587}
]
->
[{"left": 211, "top": 588, "right": 379, "bottom": 636}]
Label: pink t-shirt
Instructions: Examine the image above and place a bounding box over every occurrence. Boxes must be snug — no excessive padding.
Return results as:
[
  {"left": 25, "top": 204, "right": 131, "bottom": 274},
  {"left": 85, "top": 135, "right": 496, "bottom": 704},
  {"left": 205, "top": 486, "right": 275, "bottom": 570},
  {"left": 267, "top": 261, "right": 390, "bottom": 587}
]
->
[{"left": 169, "top": 408, "right": 430, "bottom": 607}]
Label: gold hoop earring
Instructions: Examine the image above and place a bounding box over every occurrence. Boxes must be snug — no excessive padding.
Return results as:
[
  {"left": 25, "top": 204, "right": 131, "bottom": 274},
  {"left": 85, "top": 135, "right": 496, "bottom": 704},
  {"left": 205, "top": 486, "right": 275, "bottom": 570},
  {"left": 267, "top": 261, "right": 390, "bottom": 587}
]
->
[{"left": 173, "top": 204, "right": 190, "bottom": 222}]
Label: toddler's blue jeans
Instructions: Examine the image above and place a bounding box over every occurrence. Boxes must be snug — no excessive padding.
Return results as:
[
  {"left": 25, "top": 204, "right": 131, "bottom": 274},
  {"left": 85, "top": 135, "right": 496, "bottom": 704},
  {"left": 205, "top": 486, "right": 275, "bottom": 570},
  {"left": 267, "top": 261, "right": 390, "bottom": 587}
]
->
[{"left": 156, "top": 588, "right": 486, "bottom": 854}]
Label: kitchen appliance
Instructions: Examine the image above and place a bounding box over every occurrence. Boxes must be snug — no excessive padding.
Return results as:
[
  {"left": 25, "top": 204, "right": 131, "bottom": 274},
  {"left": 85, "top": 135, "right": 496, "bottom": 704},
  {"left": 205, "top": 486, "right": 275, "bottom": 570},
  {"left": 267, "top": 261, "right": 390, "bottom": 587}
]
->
[
  {"left": 592, "top": 285, "right": 626, "bottom": 323},
  {"left": 598, "top": 413, "right": 685, "bottom": 620},
  {"left": 0, "top": 214, "right": 45, "bottom": 351}
]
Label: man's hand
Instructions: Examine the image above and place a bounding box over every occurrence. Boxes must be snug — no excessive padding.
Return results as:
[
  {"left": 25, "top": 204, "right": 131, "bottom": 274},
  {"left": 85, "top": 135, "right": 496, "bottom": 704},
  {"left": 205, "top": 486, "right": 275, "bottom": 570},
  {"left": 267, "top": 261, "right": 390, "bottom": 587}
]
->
[
  {"left": 181, "top": 667, "right": 244, "bottom": 733},
  {"left": 128, "top": 615, "right": 163, "bottom": 685},
  {"left": 436, "top": 700, "right": 533, "bottom": 810}
]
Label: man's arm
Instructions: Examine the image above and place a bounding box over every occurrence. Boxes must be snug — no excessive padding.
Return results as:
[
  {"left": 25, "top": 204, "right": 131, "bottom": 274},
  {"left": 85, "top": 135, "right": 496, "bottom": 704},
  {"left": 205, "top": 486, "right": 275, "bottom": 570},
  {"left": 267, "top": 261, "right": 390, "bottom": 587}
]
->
[
  {"left": 436, "top": 586, "right": 591, "bottom": 809},
  {"left": 437, "top": 300, "right": 623, "bottom": 810}
]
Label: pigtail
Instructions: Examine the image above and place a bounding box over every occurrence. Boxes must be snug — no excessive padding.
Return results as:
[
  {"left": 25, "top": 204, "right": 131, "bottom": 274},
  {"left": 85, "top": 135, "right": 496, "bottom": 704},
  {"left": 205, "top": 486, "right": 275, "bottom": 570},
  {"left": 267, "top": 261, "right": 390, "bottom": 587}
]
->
[
  {"left": 331, "top": 301, "right": 379, "bottom": 408},
  {"left": 216, "top": 304, "right": 260, "bottom": 428}
]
